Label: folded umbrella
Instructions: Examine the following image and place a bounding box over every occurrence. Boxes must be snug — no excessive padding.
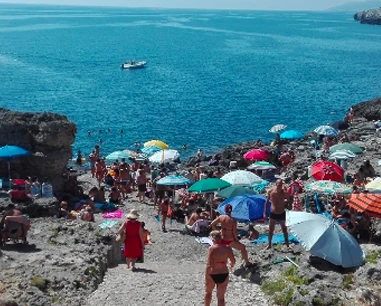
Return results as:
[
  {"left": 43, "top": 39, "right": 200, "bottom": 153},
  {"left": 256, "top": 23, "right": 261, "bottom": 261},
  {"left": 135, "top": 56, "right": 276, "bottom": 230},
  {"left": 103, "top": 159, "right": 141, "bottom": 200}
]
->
[{"left": 286, "top": 211, "right": 364, "bottom": 268}]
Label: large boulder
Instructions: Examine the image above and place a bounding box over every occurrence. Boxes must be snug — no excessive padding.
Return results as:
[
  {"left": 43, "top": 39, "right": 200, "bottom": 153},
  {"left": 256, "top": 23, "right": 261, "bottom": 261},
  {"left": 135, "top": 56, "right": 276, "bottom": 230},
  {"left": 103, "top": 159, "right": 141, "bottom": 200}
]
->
[
  {"left": 0, "top": 109, "right": 76, "bottom": 193},
  {"left": 354, "top": 8, "right": 381, "bottom": 24},
  {"left": 352, "top": 97, "right": 381, "bottom": 121}
]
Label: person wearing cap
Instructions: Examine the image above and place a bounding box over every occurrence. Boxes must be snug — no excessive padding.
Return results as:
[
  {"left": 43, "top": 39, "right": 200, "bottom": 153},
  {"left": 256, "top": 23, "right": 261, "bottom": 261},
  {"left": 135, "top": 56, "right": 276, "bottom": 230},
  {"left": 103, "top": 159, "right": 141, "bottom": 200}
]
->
[
  {"left": 209, "top": 204, "right": 251, "bottom": 267},
  {"left": 117, "top": 209, "right": 144, "bottom": 271}
]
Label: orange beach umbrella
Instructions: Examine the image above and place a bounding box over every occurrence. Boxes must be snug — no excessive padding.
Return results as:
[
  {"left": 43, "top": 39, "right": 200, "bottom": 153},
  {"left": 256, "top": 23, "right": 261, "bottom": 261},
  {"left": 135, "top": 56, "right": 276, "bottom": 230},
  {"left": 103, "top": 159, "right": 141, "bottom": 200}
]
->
[{"left": 347, "top": 193, "right": 381, "bottom": 219}]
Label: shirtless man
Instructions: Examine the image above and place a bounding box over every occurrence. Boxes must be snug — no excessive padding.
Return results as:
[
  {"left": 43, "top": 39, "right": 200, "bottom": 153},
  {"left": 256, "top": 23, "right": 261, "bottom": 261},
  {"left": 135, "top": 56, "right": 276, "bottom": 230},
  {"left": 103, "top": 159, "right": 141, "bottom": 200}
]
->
[
  {"left": 205, "top": 230, "right": 235, "bottom": 306},
  {"left": 88, "top": 150, "right": 97, "bottom": 178},
  {"left": 186, "top": 207, "right": 202, "bottom": 226},
  {"left": 263, "top": 179, "right": 291, "bottom": 250},
  {"left": 210, "top": 204, "right": 251, "bottom": 266}
]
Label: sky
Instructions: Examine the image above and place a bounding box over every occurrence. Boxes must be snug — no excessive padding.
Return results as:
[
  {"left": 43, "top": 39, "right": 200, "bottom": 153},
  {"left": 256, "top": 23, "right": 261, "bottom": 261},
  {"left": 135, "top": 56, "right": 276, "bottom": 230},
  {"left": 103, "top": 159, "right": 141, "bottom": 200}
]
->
[{"left": 0, "top": 0, "right": 369, "bottom": 11}]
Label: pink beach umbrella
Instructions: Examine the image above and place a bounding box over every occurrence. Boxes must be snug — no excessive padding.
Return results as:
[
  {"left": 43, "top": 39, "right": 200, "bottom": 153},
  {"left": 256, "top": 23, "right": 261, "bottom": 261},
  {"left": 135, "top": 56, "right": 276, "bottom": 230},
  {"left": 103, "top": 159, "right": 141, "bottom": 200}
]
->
[{"left": 243, "top": 149, "right": 268, "bottom": 161}]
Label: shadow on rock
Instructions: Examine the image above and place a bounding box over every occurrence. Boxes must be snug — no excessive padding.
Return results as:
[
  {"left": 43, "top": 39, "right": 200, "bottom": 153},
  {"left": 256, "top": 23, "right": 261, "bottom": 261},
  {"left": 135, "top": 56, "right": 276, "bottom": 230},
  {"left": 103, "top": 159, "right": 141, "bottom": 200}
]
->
[
  {"left": 233, "top": 263, "right": 262, "bottom": 284},
  {"left": 308, "top": 256, "right": 357, "bottom": 274},
  {"left": 0, "top": 243, "right": 41, "bottom": 253},
  {"left": 134, "top": 268, "right": 157, "bottom": 274}
]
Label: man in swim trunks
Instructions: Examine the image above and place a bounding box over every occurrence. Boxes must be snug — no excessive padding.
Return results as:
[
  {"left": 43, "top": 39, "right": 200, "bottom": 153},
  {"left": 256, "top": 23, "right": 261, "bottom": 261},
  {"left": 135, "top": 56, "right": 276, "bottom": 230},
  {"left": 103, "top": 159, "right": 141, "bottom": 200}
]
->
[
  {"left": 204, "top": 230, "right": 235, "bottom": 306},
  {"left": 263, "top": 179, "right": 291, "bottom": 250},
  {"left": 210, "top": 204, "right": 251, "bottom": 266}
]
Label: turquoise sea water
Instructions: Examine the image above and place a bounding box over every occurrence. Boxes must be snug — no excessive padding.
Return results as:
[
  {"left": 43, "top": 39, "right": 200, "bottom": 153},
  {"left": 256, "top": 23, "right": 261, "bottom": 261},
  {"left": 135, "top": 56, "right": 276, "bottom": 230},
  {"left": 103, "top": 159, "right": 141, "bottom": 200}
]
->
[{"left": 0, "top": 4, "right": 380, "bottom": 158}]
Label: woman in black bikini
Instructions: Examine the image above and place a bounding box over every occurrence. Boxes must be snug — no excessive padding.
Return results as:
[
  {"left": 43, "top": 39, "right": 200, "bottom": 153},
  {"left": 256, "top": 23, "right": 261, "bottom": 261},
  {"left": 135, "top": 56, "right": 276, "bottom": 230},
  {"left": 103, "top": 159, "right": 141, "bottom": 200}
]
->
[{"left": 204, "top": 230, "right": 235, "bottom": 306}]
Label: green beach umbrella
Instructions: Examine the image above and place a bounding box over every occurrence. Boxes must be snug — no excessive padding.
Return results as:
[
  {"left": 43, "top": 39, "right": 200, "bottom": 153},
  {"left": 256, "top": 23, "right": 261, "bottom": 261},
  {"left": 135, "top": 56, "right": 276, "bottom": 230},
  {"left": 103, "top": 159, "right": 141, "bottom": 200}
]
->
[
  {"left": 329, "top": 143, "right": 363, "bottom": 154},
  {"left": 188, "top": 178, "right": 231, "bottom": 193},
  {"left": 305, "top": 180, "right": 352, "bottom": 195},
  {"left": 247, "top": 161, "right": 277, "bottom": 171},
  {"left": 217, "top": 186, "right": 257, "bottom": 198}
]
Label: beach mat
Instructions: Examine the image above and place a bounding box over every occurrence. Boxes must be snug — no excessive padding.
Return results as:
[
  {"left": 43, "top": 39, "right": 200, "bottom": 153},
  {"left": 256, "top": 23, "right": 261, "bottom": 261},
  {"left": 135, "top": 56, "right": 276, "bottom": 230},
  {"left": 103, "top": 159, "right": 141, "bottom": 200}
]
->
[
  {"left": 252, "top": 233, "right": 299, "bottom": 245},
  {"left": 102, "top": 210, "right": 123, "bottom": 219},
  {"left": 98, "top": 219, "right": 119, "bottom": 229},
  {"left": 195, "top": 237, "right": 213, "bottom": 246}
]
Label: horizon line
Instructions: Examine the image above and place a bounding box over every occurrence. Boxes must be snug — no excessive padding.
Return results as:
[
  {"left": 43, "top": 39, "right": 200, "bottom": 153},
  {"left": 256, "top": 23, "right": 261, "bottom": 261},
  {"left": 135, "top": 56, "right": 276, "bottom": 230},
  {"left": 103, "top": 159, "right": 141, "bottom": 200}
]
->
[{"left": 0, "top": 1, "right": 330, "bottom": 12}]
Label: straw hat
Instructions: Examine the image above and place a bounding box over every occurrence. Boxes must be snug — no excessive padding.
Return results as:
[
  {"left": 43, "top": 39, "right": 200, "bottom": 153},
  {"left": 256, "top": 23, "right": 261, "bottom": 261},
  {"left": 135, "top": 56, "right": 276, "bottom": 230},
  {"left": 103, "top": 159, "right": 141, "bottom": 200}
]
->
[{"left": 126, "top": 209, "right": 139, "bottom": 220}]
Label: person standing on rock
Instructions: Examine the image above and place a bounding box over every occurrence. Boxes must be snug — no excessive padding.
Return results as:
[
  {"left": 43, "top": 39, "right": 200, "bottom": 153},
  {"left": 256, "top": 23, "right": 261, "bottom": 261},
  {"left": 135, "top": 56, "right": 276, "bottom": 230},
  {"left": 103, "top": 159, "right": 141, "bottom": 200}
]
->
[
  {"left": 204, "top": 230, "right": 235, "bottom": 306},
  {"left": 210, "top": 204, "right": 251, "bottom": 267},
  {"left": 263, "top": 179, "right": 291, "bottom": 250},
  {"left": 117, "top": 209, "right": 144, "bottom": 271}
]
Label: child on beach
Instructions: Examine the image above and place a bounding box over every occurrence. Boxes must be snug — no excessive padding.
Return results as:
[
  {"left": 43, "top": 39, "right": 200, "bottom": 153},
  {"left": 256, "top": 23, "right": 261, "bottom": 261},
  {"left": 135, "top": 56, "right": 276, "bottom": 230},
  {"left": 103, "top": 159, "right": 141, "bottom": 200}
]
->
[
  {"left": 141, "top": 222, "right": 152, "bottom": 245},
  {"left": 157, "top": 198, "right": 170, "bottom": 232}
]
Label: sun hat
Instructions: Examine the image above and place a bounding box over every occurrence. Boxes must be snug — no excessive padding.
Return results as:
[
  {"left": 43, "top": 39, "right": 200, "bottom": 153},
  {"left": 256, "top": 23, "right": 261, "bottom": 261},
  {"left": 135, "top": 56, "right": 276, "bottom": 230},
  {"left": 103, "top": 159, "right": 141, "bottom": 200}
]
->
[{"left": 126, "top": 209, "right": 139, "bottom": 219}]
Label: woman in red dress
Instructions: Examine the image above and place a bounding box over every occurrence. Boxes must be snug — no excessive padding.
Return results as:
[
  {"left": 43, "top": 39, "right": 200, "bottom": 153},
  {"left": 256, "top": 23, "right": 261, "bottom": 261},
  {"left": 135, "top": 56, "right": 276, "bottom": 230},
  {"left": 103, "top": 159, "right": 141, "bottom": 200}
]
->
[{"left": 117, "top": 209, "right": 144, "bottom": 271}]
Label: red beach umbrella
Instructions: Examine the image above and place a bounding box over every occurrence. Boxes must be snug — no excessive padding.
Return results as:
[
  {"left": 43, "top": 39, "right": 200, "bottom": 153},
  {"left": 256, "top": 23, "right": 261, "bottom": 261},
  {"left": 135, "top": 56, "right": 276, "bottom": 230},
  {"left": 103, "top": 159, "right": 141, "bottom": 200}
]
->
[
  {"left": 311, "top": 161, "right": 344, "bottom": 182},
  {"left": 243, "top": 149, "right": 268, "bottom": 161}
]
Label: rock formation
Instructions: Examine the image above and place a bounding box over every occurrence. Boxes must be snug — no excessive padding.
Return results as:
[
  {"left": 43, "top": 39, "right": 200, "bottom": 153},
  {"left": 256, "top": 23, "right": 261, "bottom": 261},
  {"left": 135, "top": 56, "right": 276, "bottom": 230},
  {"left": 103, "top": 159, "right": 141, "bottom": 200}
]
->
[
  {"left": 352, "top": 97, "right": 381, "bottom": 120},
  {"left": 354, "top": 8, "right": 381, "bottom": 24},
  {"left": 0, "top": 109, "right": 76, "bottom": 193}
]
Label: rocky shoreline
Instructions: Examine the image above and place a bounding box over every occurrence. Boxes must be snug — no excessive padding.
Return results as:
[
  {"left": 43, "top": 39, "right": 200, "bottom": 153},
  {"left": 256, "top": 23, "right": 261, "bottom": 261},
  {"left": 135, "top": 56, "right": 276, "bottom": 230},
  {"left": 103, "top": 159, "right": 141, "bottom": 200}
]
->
[
  {"left": 2, "top": 97, "right": 381, "bottom": 305},
  {"left": 354, "top": 7, "right": 381, "bottom": 25}
]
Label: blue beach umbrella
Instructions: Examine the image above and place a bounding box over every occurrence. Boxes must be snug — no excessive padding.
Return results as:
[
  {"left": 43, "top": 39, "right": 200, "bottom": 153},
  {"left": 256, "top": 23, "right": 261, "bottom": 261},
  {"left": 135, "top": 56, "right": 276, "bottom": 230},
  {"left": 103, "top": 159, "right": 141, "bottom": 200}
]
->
[
  {"left": 280, "top": 130, "right": 304, "bottom": 140},
  {"left": 0, "top": 145, "right": 29, "bottom": 181},
  {"left": 156, "top": 175, "right": 192, "bottom": 186},
  {"left": 314, "top": 125, "right": 338, "bottom": 137},
  {"left": 106, "top": 150, "right": 131, "bottom": 161},
  {"left": 141, "top": 146, "right": 162, "bottom": 156},
  {"left": 217, "top": 194, "right": 270, "bottom": 221}
]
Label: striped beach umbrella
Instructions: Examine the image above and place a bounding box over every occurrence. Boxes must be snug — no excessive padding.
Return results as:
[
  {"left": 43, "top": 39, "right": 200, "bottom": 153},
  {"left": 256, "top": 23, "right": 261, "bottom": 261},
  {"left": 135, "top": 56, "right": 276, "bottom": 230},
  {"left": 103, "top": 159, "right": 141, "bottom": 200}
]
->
[
  {"left": 305, "top": 180, "right": 351, "bottom": 195},
  {"left": 347, "top": 193, "right": 381, "bottom": 219},
  {"left": 269, "top": 124, "right": 287, "bottom": 133},
  {"left": 329, "top": 143, "right": 363, "bottom": 154},
  {"left": 314, "top": 125, "right": 338, "bottom": 137},
  {"left": 247, "top": 161, "right": 277, "bottom": 171},
  {"left": 156, "top": 175, "right": 192, "bottom": 186},
  {"left": 328, "top": 150, "right": 356, "bottom": 160}
]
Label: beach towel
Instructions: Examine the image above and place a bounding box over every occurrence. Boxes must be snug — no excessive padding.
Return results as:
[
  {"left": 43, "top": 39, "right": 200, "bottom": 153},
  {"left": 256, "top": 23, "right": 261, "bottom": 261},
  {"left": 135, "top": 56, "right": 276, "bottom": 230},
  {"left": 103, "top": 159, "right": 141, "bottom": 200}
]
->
[
  {"left": 95, "top": 203, "right": 115, "bottom": 211},
  {"left": 102, "top": 210, "right": 123, "bottom": 219},
  {"left": 98, "top": 219, "right": 119, "bottom": 229},
  {"left": 195, "top": 237, "right": 213, "bottom": 246},
  {"left": 252, "top": 233, "right": 299, "bottom": 245}
]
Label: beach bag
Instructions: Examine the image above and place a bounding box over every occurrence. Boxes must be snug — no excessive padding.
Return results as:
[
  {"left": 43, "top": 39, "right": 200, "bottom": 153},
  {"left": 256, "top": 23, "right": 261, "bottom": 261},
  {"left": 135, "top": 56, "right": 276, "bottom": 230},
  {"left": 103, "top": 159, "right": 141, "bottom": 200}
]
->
[{"left": 116, "top": 222, "right": 126, "bottom": 244}]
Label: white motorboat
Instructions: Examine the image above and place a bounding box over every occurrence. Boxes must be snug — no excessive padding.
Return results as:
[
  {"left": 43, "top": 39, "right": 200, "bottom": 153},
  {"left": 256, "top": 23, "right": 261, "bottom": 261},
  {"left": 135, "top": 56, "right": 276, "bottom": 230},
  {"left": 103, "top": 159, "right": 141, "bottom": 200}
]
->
[{"left": 120, "top": 61, "right": 147, "bottom": 69}]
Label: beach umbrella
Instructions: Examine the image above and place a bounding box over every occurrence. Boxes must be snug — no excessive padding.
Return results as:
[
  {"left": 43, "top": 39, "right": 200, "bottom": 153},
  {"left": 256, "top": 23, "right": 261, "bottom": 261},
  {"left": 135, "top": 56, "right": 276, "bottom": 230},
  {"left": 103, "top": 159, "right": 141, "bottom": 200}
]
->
[
  {"left": 149, "top": 149, "right": 180, "bottom": 163},
  {"left": 328, "top": 150, "right": 356, "bottom": 160},
  {"left": 329, "top": 143, "right": 363, "bottom": 154},
  {"left": 221, "top": 170, "right": 262, "bottom": 187},
  {"left": 106, "top": 150, "right": 131, "bottom": 161},
  {"left": 314, "top": 125, "right": 338, "bottom": 137},
  {"left": 311, "top": 161, "right": 344, "bottom": 182},
  {"left": 247, "top": 161, "right": 277, "bottom": 171},
  {"left": 217, "top": 194, "right": 270, "bottom": 221},
  {"left": 280, "top": 130, "right": 304, "bottom": 140},
  {"left": 123, "top": 149, "right": 138, "bottom": 157},
  {"left": 188, "top": 178, "right": 231, "bottom": 193},
  {"left": 141, "top": 146, "right": 161, "bottom": 156},
  {"left": 217, "top": 186, "right": 257, "bottom": 198},
  {"left": 243, "top": 149, "right": 268, "bottom": 161},
  {"left": 286, "top": 211, "right": 364, "bottom": 268},
  {"left": 156, "top": 175, "right": 192, "bottom": 186},
  {"left": 347, "top": 193, "right": 381, "bottom": 218},
  {"left": 269, "top": 124, "right": 287, "bottom": 133},
  {"left": 0, "top": 145, "right": 29, "bottom": 181},
  {"left": 329, "top": 120, "right": 349, "bottom": 131},
  {"left": 365, "top": 177, "right": 381, "bottom": 192},
  {"left": 144, "top": 140, "right": 168, "bottom": 150},
  {"left": 305, "top": 180, "right": 352, "bottom": 195},
  {"left": 252, "top": 179, "right": 270, "bottom": 193}
]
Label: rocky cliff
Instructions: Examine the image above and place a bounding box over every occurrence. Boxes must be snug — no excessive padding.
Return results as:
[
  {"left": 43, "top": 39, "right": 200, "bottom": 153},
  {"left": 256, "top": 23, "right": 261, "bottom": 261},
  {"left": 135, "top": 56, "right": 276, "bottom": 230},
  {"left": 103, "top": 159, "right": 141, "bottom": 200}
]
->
[
  {"left": 353, "top": 96, "right": 381, "bottom": 121},
  {"left": 354, "top": 8, "right": 381, "bottom": 24},
  {"left": 0, "top": 109, "right": 76, "bottom": 193}
]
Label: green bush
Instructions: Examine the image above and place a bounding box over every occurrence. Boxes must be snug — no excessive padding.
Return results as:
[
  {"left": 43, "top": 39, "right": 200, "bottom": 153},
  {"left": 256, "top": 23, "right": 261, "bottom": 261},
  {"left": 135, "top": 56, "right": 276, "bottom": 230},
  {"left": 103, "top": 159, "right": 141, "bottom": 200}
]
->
[
  {"left": 261, "top": 279, "right": 287, "bottom": 295},
  {"left": 31, "top": 276, "right": 48, "bottom": 291},
  {"left": 274, "top": 288, "right": 294, "bottom": 306}
]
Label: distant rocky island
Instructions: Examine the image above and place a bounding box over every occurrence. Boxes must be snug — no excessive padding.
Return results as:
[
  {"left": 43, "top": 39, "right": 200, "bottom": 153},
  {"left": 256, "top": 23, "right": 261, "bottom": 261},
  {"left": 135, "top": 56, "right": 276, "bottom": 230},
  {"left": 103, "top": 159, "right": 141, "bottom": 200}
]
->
[{"left": 354, "top": 7, "right": 381, "bottom": 24}]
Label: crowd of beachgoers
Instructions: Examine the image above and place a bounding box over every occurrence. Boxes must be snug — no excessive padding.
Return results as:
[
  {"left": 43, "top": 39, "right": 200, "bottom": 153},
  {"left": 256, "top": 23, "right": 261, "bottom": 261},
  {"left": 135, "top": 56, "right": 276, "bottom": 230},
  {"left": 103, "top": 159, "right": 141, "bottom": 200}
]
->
[{"left": 3, "top": 105, "right": 381, "bottom": 306}]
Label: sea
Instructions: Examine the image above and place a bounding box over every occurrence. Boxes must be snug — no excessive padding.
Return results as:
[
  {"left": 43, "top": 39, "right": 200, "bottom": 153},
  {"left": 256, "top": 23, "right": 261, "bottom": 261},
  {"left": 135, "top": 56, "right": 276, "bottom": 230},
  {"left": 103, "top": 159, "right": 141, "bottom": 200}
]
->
[{"left": 0, "top": 4, "right": 380, "bottom": 159}]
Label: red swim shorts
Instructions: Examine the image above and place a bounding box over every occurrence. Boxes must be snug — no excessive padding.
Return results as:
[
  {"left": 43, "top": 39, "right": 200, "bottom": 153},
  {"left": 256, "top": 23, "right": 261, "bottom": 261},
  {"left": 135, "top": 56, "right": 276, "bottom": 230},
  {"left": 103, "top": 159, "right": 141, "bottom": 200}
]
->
[{"left": 220, "top": 239, "right": 233, "bottom": 246}]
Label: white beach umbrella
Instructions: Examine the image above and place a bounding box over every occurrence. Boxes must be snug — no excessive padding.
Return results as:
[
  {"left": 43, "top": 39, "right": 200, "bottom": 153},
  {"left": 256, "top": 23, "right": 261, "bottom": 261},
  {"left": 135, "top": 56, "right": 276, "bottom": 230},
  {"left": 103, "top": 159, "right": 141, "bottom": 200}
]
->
[
  {"left": 314, "top": 125, "right": 338, "bottom": 137},
  {"left": 269, "top": 124, "right": 287, "bottom": 133},
  {"left": 149, "top": 149, "right": 180, "bottom": 163},
  {"left": 221, "top": 170, "right": 262, "bottom": 187},
  {"left": 328, "top": 149, "right": 356, "bottom": 160}
]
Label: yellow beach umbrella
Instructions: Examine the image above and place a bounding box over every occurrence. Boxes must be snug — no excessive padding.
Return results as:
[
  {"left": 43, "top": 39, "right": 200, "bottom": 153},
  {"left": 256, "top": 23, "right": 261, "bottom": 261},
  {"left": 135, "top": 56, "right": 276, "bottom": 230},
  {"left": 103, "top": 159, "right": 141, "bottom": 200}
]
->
[
  {"left": 144, "top": 140, "right": 168, "bottom": 150},
  {"left": 365, "top": 177, "right": 381, "bottom": 192}
]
